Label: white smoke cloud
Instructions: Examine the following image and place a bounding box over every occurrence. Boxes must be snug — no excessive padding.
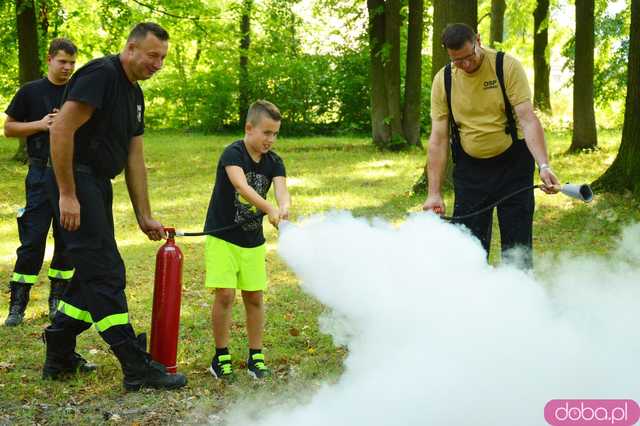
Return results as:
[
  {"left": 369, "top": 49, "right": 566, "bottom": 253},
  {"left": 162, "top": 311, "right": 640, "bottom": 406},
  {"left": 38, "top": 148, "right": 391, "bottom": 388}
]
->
[{"left": 223, "top": 213, "right": 640, "bottom": 426}]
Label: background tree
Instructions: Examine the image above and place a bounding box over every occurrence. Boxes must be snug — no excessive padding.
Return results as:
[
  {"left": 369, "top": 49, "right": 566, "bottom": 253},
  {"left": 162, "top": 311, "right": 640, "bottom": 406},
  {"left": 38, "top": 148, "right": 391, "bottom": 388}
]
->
[
  {"left": 490, "top": 0, "right": 505, "bottom": 47},
  {"left": 367, "top": 0, "right": 390, "bottom": 145},
  {"left": 413, "top": 0, "right": 477, "bottom": 193},
  {"left": 402, "top": 0, "right": 424, "bottom": 147},
  {"left": 383, "top": 0, "right": 403, "bottom": 146},
  {"left": 238, "top": 0, "right": 252, "bottom": 125},
  {"left": 13, "top": 0, "right": 41, "bottom": 162},
  {"left": 367, "top": 0, "right": 425, "bottom": 150},
  {"left": 592, "top": 0, "right": 640, "bottom": 195},
  {"left": 569, "top": 0, "right": 598, "bottom": 152},
  {"left": 431, "top": 0, "right": 477, "bottom": 82},
  {"left": 533, "top": 0, "right": 551, "bottom": 112}
]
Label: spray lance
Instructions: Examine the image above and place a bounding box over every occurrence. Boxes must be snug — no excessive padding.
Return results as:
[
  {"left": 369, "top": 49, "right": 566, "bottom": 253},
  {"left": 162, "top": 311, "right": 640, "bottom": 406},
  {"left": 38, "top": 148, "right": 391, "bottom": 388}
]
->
[{"left": 437, "top": 183, "right": 593, "bottom": 221}]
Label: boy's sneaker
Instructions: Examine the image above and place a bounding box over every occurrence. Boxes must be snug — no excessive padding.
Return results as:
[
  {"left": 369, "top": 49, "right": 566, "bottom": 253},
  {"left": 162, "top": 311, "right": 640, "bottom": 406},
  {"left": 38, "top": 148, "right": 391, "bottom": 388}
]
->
[
  {"left": 247, "top": 353, "right": 270, "bottom": 379},
  {"left": 209, "top": 354, "right": 233, "bottom": 379}
]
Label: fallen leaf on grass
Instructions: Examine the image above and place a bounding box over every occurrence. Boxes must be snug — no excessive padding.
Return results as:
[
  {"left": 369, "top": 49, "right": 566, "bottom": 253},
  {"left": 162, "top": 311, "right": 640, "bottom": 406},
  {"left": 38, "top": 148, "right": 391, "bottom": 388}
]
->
[{"left": 0, "top": 362, "right": 15, "bottom": 371}]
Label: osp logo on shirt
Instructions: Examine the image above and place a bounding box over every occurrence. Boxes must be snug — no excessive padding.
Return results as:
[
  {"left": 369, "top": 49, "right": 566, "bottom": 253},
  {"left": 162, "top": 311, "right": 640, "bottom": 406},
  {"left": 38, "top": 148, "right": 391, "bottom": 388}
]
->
[{"left": 483, "top": 79, "right": 498, "bottom": 90}]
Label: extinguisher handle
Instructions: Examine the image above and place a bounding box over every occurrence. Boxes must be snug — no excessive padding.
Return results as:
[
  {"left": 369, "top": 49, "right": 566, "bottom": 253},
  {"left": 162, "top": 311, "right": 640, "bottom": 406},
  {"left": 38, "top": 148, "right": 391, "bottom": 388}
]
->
[{"left": 163, "top": 227, "right": 176, "bottom": 239}]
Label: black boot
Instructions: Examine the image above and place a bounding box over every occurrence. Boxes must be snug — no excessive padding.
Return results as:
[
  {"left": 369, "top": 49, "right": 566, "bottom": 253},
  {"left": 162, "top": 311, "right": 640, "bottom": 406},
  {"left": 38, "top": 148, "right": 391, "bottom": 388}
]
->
[
  {"left": 42, "top": 326, "right": 97, "bottom": 380},
  {"left": 48, "top": 279, "right": 68, "bottom": 321},
  {"left": 111, "top": 333, "right": 187, "bottom": 391},
  {"left": 4, "top": 282, "right": 31, "bottom": 326}
]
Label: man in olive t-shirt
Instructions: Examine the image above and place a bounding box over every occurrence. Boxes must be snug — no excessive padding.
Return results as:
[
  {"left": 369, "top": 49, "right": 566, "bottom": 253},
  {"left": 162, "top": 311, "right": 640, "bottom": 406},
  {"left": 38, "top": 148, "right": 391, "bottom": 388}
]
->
[{"left": 423, "top": 23, "right": 560, "bottom": 268}]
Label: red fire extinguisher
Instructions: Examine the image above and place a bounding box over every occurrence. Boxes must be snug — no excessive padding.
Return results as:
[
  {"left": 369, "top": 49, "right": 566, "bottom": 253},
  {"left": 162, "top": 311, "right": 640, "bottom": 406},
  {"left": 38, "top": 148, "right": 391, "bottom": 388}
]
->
[{"left": 150, "top": 227, "right": 183, "bottom": 374}]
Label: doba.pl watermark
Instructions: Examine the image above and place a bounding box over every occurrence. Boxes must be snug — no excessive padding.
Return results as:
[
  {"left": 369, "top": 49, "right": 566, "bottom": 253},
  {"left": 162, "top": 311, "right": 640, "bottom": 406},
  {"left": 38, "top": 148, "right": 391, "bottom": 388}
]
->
[{"left": 545, "top": 400, "right": 640, "bottom": 426}]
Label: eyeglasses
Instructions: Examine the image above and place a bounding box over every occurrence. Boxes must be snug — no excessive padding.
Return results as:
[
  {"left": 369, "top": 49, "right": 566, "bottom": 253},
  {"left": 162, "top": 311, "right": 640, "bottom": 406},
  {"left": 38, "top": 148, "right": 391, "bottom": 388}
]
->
[{"left": 450, "top": 44, "right": 477, "bottom": 65}]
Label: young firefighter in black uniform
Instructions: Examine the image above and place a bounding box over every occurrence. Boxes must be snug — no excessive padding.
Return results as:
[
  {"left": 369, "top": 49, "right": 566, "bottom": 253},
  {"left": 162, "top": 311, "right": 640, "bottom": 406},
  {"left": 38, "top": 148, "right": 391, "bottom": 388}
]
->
[
  {"left": 43, "top": 23, "right": 186, "bottom": 391},
  {"left": 3, "top": 39, "right": 77, "bottom": 326}
]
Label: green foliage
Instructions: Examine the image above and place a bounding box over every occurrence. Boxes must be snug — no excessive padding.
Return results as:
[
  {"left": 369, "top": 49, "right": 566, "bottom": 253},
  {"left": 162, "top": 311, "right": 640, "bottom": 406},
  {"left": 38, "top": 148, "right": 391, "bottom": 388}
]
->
[
  {"left": 0, "top": 0, "right": 633, "bottom": 135},
  {"left": 331, "top": 46, "right": 371, "bottom": 133},
  {"left": 593, "top": 2, "right": 630, "bottom": 107},
  {"left": 0, "top": 0, "right": 18, "bottom": 100}
]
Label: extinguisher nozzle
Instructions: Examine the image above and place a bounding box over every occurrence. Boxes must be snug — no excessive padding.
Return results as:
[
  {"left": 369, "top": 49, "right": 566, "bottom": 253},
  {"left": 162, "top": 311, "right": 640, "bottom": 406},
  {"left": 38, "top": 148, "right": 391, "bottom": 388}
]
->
[{"left": 163, "top": 227, "right": 176, "bottom": 239}]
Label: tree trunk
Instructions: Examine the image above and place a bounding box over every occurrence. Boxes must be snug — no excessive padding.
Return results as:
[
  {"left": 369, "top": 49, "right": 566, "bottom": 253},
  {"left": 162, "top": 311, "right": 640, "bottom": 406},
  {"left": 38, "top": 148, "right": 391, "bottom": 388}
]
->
[
  {"left": 569, "top": 0, "right": 598, "bottom": 152},
  {"left": 367, "top": 0, "right": 390, "bottom": 147},
  {"left": 533, "top": 0, "right": 551, "bottom": 112},
  {"left": 431, "top": 0, "right": 478, "bottom": 83},
  {"left": 239, "top": 0, "right": 252, "bottom": 127},
  {"left": 14, "top": 0, "right": 41, "bottom": 163},
  {"left": 490, "top": 0, "right": 505, "bottom": 48},
  {"left": 402, "top": 0, "right": 424, "bottom": 148},
  {"left": 383, "top": 0, "right": 405, "bottom": 146},
  {"left": 414, "top": 0, "right": 477, "bottom": 193},
  {"left": 592, "top": 0, "right": 640, "bottom": 195}
]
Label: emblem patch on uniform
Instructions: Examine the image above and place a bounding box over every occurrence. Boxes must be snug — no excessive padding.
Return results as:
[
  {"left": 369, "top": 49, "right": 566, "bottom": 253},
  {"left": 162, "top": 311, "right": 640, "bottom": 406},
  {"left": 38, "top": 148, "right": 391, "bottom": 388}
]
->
[
  {"left": 483, "top": 79, "right": 498, "bottom": 90},
  {"left": 137, "top": 104, "right": 142, "bottom": 122}
]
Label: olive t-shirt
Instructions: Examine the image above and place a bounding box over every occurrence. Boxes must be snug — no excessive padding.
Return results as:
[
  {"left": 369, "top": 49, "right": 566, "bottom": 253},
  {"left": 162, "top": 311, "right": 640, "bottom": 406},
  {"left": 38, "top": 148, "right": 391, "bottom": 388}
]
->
[{"left": 431, "top": 48, "right": 532, "bottom": 159}]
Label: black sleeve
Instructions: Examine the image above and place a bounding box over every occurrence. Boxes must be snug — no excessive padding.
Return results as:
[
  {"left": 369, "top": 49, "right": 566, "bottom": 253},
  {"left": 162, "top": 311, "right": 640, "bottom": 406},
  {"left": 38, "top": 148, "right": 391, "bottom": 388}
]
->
[
  {"left": 4, "top": 87, "right": 29, "bottom": 121},
  {"left": 219, "top": 145, "right": 244, "bottom": 168},
  {"left": 65, "top": 65, "right": 113, "bottom": 110},
  {"left": 273, "top": 156, "right": 286, "bottom": 178}
]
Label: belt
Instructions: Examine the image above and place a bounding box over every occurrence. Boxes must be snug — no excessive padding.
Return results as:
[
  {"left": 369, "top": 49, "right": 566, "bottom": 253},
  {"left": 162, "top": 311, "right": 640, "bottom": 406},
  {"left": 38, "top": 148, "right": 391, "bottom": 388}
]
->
[
  {"left": 43, "top": 158, "right": 94, "bottom": 175},
  {"left": 28, "top": 157, "right": 48, "bottom": 167}
]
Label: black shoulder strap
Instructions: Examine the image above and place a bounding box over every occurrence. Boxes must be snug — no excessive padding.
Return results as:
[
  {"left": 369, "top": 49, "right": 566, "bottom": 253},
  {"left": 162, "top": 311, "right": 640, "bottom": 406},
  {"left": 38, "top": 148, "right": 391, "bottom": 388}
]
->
[
  {"left": 496, "top": 52, "right": 519, "bottom": 144},
  {"left": 444, "top": 63, "right": 454, "bottom": 127},
  {"left": 444, "top": 63, "right": 461, "bottom": 152}
]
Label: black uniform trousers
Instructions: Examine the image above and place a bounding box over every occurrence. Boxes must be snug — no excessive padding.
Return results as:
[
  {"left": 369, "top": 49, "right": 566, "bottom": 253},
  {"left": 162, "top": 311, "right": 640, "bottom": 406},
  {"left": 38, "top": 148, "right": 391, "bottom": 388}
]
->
[
  {"left": 45, "top": 167, "right": 135, "bottom": 345},
  {"left": 452, "top": 139, "right": 535, "bottom": 269},
  {"left": 13, "top": 162, "right": 73, "bottom": 284}
]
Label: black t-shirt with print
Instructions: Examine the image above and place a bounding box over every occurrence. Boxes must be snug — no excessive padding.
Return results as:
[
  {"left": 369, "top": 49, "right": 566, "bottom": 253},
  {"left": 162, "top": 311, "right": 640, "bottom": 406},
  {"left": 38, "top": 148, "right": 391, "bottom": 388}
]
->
[
  {"left": 63, "top": 54, "right": 145, "bottom": 178},
  {"left": 204, "top": 140, "right": 286, "bottom": 248},
  {"left": 5, "top": 78, "right": 66, "bottom": 159}
]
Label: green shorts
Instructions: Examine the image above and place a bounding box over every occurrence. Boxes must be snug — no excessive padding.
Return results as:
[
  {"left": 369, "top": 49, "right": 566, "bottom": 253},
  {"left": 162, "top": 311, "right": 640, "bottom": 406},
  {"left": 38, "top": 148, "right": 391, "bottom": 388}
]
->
[{"left": 204, "top": 236, "right": 267, "bottom": 291}]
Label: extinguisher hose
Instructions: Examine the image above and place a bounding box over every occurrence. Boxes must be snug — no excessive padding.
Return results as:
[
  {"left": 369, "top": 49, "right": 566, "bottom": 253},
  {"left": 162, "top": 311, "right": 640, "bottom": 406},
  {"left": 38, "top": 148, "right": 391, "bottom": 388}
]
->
[
  {"left": 174, "top": 185, "right": 563, "bottom": 235},
  {"left": 175, "top": 213, "right": 266, "bottom": 237},
  {"left": 440, "top": 184, "right": 540, "bottom": 221}
]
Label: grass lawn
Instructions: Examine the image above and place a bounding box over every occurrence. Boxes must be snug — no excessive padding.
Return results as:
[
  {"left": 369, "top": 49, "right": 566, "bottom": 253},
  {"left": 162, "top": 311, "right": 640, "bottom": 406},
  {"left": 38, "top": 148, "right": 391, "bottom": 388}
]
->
[{"left": 0, "top": 129, "right": 638, "bottom": 424}]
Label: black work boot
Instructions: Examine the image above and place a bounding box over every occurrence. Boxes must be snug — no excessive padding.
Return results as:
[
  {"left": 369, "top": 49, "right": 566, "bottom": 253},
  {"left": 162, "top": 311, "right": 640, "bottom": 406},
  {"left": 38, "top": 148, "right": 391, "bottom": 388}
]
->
[
  {"left": 4, "top": 281, "right": 31, "bottom": 326},
  {"left": 111, "top": 333, "right": 187, "bottom": 392},
  {"left": 48, "top": 279, "right": 68, "bottom": 321},
  {"left": 42, "top": 326, "right": 97, "bottom": 380}
]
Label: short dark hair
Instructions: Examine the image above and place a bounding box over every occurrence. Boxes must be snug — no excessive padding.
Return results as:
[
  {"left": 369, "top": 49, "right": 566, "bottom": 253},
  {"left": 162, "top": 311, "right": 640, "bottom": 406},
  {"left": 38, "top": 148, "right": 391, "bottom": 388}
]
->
[
  {"left": 441, "top": 23, "right": 476, "bottom": 50},
  {"left": 247, "top": 100, "right": 282, "bottom": 125},
  {"left": 127, "top": 22, "right": 169, "bottom": 42},
  {"left": 48, "top": 38, "right": 77, "bottom": 56}
]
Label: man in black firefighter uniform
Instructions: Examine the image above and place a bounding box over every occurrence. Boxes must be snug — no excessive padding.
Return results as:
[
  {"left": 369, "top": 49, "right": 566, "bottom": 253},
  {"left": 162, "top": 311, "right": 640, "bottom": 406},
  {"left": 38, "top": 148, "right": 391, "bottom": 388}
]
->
[
  {"left": 43, "top": 22, "right": 186, "bottom": 390},
  {"left": 3, "top": 39, "right": 78, "bottom": 326}
]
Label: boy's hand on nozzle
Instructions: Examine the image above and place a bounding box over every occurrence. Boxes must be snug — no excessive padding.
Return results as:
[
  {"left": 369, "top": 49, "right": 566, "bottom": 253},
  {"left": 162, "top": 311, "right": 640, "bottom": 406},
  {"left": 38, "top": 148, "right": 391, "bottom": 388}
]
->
[{"left": 267, "top": 206, "right": 280, "bottom": 229}]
